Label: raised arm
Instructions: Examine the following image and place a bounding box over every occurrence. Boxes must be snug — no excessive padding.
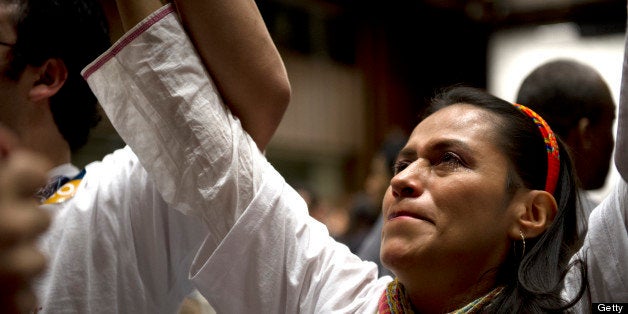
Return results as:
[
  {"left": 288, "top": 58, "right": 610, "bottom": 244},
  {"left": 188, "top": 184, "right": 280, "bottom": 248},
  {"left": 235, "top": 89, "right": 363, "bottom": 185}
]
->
[
  {"left": 115, "top": 0, "right": 162, "bottom": 30},
  {"left": 84, "top": 5, "right": 385, "bottom": 312},
  {"left": 115, "top": 0, "right": 290, "bottom": 151},
  {"left": 173, "top": 0, "right": 290, "bottom": 150}
]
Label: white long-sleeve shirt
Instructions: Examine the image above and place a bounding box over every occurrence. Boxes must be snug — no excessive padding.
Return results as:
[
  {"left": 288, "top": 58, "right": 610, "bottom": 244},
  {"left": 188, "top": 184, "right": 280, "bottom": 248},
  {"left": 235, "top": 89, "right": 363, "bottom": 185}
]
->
[
  {"left": 35, "top": 146, "right": 208, "bottom": 313},
  {"left": 84, "top": 5, "right": 628, "bottom": 313}
]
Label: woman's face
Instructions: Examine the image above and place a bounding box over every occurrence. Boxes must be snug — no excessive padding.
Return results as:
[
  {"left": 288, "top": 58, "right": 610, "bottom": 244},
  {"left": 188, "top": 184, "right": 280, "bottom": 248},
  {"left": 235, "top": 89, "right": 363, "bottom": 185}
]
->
[{"left": 381, "top": 104, "right": 524, "bottom": 285}]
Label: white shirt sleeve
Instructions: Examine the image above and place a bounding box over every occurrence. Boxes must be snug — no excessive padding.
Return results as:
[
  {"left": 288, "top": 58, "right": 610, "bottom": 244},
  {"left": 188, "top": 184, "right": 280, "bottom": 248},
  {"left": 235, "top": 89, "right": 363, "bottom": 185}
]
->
[
  {"left": 565, "top": 28, "right": 628, "bottom": 307},
  {"left": 83, "top": 5, "right": 265, "bottom": 243},
  {"left": 577, "top": 179, "right": 628, "bottom": 303},
  {"left": 83, "top": 5, "right": 390, "bottom": 313},
  {"left": 584, "top": 22, "right": 628, "bottom": 302}
]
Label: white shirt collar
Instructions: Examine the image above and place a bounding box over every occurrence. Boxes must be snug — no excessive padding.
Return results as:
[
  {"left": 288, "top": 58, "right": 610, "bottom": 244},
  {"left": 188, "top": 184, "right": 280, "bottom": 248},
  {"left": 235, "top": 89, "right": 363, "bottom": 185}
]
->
[{"left": 47, "top": 163, "right": 80, "bottom": 180}]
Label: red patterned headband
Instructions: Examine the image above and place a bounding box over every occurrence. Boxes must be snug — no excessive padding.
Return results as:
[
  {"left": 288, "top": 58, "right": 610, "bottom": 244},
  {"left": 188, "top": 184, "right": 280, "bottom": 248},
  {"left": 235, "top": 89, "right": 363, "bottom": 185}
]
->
[{"left": 513, "top": 104, "right": 560, "bottom": 195}]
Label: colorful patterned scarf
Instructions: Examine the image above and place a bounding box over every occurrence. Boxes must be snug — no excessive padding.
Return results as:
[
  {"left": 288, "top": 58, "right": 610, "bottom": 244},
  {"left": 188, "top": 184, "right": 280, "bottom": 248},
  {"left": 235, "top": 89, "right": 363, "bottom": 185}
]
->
[{"left": 378, "top": 278, "right": 503, "bottom": 314}]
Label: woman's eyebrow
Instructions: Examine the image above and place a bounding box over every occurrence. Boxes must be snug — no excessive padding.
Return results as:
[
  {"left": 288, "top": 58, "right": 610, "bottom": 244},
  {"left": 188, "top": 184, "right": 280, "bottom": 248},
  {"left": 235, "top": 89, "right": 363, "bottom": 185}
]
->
[
  {"left": 397, "top": 148, "right": 417, "bottom": 160},
  {"left": 401, "top": 138, "right": 476, "bottom": 156},
  {"left": 430, "top": 139, "right": 476, "bottom": 154}
]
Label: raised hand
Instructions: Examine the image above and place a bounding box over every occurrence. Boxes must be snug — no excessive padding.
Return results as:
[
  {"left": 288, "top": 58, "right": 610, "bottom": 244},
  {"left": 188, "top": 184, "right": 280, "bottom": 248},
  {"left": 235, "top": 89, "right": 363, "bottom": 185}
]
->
[{"left": 0, "top": 127, "right": 51, "bottom": 313}]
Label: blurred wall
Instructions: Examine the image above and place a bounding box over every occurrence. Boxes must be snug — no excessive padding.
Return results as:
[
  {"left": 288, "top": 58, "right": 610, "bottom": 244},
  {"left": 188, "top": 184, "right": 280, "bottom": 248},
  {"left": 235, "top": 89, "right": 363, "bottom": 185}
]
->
[{"left": 76, "top": 0, "right": 626, "bottom": 206}]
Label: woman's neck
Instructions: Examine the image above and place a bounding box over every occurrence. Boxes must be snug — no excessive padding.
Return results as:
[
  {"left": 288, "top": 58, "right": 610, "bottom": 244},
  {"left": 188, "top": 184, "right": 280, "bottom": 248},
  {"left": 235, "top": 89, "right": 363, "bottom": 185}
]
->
[{"left": 400, "top": 270, "right": 498, "bottom": 313}]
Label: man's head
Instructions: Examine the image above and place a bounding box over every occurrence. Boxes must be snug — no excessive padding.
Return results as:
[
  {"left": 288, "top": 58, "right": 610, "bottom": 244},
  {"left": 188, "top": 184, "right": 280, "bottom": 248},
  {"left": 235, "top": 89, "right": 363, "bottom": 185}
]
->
[
  {"left": 516, "top": 59, "right": 616, "bottom": 190},
  {"left": 0, "top": 0, "right": 110, "bottom": 153}
]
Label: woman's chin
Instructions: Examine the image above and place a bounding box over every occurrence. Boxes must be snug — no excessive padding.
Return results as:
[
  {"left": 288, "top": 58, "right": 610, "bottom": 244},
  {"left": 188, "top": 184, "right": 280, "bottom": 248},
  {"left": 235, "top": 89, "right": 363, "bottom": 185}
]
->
[{"left": 380, "top": 239, "right": 425, "bottom": 273}]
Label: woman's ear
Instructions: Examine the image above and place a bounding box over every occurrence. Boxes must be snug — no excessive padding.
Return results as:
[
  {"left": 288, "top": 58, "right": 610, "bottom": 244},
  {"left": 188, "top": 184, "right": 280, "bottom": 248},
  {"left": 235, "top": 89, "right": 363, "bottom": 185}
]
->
[
  {"left": 28, "top": 58, "right": 67, "bottom": 102},
  {"left": 509, "top": 190, "right": 558, "bottom": 239}
]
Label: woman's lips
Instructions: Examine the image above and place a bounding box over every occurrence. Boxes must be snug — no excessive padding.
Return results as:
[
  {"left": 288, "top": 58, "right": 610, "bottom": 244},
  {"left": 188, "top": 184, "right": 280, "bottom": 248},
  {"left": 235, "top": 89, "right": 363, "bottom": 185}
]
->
[{"left": 387, "top": 210, "right": 434, "bottom": 224}]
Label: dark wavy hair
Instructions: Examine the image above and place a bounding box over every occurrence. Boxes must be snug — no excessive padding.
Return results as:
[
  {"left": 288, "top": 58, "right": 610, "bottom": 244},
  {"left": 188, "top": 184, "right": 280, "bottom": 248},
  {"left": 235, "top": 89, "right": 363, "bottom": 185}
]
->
[
  {"left": 425, "top": 86, "right": 587, "bottom": 313},
  {"left": 3, "top": 0, "right": 111, "bottom": 151}
]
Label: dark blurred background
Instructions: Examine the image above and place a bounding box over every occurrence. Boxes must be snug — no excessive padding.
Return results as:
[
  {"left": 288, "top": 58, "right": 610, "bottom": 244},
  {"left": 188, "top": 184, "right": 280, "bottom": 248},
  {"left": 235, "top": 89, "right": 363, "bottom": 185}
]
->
[{"left": 80, "top": 0, "right": 626, "bottom": 228}]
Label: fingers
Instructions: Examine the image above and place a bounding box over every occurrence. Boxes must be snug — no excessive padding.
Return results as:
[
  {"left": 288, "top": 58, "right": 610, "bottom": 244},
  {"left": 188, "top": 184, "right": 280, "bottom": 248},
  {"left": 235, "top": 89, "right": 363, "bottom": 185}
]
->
[
  {"left": 0, "top": 199, "right": 51, "bottom": 247},
  {"left": 0, "top": 150, "right": 51, "bottom": 248},
  {"left": 0, "top": 281, "right": 40, "bottom": 314},
  {"left": 0, "top": 242, "right": 48, "bottom": 282},
  {"left": 0, "top": 150, "right": 51, "bottom": 200},
  {"left": 0, "top": 147, "right": 52, "bottom": 313}
]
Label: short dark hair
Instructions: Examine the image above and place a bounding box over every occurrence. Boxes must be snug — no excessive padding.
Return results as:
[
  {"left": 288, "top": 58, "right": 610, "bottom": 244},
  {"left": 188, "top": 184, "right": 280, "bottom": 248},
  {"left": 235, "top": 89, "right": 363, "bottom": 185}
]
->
[
  {"left": 516, "top": 59, "right": 614, "bottom": 138},
  {"left": 426, "top": 86, "right": 586, "bottom": 312},
  {"left": 5, "top": 0, "right": 111, "bottom": 151}
]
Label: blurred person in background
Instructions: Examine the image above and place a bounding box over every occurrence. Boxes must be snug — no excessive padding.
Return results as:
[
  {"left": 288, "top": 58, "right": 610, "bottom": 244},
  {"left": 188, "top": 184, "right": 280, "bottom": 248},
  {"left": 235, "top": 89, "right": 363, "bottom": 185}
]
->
[
  {"left": 355, "top": 130, "right": 407, "bottom": 276},
  {"left": 0, "top": 0, "right": 288, "bottom": 311},
  {"left": 517, "top": 59, "right": 616, "bottom": 234}
]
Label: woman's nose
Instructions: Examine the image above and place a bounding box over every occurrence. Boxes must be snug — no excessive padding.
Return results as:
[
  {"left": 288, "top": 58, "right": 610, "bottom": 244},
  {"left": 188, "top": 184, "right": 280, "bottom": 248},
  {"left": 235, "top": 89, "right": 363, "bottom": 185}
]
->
[{"left": 390, "top": 160, "right": 424, "bottom": 198}]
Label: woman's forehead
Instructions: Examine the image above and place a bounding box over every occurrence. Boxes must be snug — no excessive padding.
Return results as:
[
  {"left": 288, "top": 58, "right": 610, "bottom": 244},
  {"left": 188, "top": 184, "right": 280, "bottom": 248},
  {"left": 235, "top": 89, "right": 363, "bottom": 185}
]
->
[
  {"left": 415, "top": 104, "right": 500, "bottom": 137},
  {"left": 403, "top": 104, "right": 503, "bottom": 155}
]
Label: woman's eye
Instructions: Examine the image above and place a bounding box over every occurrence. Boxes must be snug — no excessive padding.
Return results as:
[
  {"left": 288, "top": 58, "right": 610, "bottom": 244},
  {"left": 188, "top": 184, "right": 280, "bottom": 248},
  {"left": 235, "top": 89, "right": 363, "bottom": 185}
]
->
[
  {"left": 440, "top": 152, "right": 463, "bottom": 167},
  {"left": 393, "top": 161, "right": 410, "bottom": 175}
]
